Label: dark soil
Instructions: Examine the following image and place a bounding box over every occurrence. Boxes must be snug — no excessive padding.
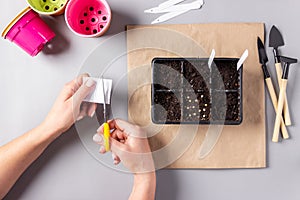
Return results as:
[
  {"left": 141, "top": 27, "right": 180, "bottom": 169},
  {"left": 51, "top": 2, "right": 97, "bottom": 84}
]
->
[
  {"left": 152, "top": 58, "right": 242, "bottom": 124},
  {"left": 153, "top": 60, "right": 182, "bottom": 91},
  {"left": 182, "top": 60, "right": 210, "bottom": 92},
  {"left": 212, "top": 92, "right": 240, "bottom": 121},
  {"left": 153, "top": 91, "right": 181, "bottom": 123},
  {"left": 212, "top": 59, "right": 239, "bottom": 90},
  {"left": 182, "top": 92, "right": 211, "bottom": 122}
]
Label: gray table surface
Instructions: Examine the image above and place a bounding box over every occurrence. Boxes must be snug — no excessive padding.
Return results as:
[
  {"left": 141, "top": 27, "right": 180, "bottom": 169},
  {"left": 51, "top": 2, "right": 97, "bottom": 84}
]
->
[{"left": 1, "top": 0, "right": 300, "bottom": 199}]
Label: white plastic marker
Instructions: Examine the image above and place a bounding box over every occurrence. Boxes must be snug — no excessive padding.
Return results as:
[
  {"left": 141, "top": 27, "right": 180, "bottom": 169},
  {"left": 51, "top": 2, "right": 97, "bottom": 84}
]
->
[
  {"left": 83, "top": 77, "right": 113, "bottom": 104},
  {"left": 198, "top": 50, "right": 219, "bottom": 159},
  {"left": 237, "top": 49, "right": 249, "bottom": 71},
  {"left": 147, "top": 0, "right": 205, "bottom": 24},
  {"left": 159, "top": 0, "right": 185, "bottom": 8},
  {"left": 151, "top": 10, "right": 189, "bottom": 24},
  {"left": 144, "top": 0, "right": 185, "bottom": 13},
  {"left": 147, "top": 0, "right": 203, "bottom": 14},
  {"left": 208, "top": 49, "right": 216, "bottom": 69},
  {"left": 198, "top": 49, "right": 247, "bottom": 159}
]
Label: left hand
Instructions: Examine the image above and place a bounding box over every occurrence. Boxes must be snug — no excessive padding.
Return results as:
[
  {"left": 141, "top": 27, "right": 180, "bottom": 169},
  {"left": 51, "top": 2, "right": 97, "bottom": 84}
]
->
[{"left": 42, "top": 74, "right": 97, "bottom": 136}]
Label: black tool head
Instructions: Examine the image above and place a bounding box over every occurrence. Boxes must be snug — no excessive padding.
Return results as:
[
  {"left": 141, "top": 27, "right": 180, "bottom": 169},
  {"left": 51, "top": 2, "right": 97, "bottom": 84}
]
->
[
  {"left": 257, "top": 37, "right": 268, "bottom": 65},
  {"left": 269, "top": 25, "right": 285, "bottom": 48},
  {"left": 279, "top": 56, "right": 298, "bottom": 65},
  {"left": 279, "top": 56, "right": 297, "bottom": 79}
]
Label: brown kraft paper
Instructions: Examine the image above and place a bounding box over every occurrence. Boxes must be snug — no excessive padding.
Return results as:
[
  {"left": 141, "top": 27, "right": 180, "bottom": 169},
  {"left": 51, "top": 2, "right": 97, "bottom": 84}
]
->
[{"left": 126, "top": 23, "right": 265, "bottom": 169}]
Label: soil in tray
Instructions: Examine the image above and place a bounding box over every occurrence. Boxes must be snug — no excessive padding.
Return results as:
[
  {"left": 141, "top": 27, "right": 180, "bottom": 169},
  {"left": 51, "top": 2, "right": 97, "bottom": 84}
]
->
[
  {"left": 152, "top": 58, "right": 242, "bottom": 124},
  {"left": 182, "top": 60, "right": 210, "bottom": 92},
  {"left": 212, "top": 59, "right": 239, "bottom": 90},
  {"left": 153, "top": 91, "right": 181, "bottom": 123},
  {"left": 153, "top": 60, "right": 182, "bottom": 91},
  {"left": 211, "top": 92, "right": 240, "bottom": 121},
  {"left": 182, "top": 92, "right": 211, "bottom": 122}
]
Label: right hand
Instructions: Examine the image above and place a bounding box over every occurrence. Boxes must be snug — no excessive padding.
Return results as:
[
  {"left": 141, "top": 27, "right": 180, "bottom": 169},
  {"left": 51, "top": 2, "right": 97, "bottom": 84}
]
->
[{"left": 93, "top": 119, "right": 155, "bottom": 174}]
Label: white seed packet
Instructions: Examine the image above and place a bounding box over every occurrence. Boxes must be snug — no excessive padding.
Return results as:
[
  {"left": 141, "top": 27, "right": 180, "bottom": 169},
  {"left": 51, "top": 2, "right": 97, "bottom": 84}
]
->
[{"left": 83, "top": 77, "right": 112, "bottom": 104}]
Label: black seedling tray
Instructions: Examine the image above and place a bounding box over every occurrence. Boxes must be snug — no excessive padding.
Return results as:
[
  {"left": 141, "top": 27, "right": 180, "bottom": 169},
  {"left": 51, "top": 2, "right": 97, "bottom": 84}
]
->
[{"left": 151, "top": 57, "right": 243, "bottom": 125}]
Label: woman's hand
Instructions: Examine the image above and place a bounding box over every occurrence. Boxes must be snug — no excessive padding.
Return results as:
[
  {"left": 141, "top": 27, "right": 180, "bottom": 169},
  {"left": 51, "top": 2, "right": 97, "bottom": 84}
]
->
[
  {"left": 93, "top": 119, "right": 156, "bottom": 200},
  {"left": 94, "top": 119, "right": 155, "bottom": 173},
  {"left": 42, "top": 74, "right": 97, "bottom": 137},
  {"left": 0, "top": 74, "right": 98, "bottom": 199}
]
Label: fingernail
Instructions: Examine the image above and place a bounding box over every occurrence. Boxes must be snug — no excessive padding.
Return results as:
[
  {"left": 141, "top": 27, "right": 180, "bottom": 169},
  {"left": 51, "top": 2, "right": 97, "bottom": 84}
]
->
[
  {"left": 90, "top": 111, "right": 95, "bottom": 118},
  {"left": 85, "top": 79, "right": 96, "bottom": 87},
  {"left": 77, "top": 116, "right": 84, "bottom": 121},
  {"left": 113, "top": 160, "right": 119, "bottom": 165},
  {"left": 112, "top": 153, "right": 117, "bottom": 161},
  {"left": 93, "top": 134, "right": 103, "bottom": 143},
  {"left": 99, "top": 146, "right": 105, "bottom": 153}
]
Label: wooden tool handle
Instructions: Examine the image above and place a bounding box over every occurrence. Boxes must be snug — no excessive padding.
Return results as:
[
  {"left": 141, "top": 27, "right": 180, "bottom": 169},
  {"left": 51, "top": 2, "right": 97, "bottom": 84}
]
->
[
  {"left": 275, "top": 63, "right": 282, "bottom": 86},
  {"left": 275, "top": 63, "right": 291, "bottom": 126},
  {"left": 283, "top": 92, "right": 291, "bottom": 126},
  {"left": 273, "top": 79, "right": 288, "bottom": 142},
  {"left": 265, "top": 78, "right": 289, "bottom": 139}
]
